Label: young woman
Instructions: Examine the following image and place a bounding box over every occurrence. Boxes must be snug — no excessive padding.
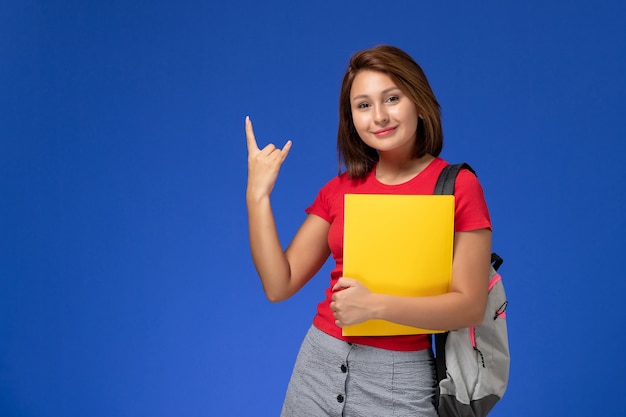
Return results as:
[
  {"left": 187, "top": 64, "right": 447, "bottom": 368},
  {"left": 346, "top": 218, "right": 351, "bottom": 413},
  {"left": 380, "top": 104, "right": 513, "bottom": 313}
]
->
[{"left": 246, "top": 45, "right": 492, "bottom": 417}]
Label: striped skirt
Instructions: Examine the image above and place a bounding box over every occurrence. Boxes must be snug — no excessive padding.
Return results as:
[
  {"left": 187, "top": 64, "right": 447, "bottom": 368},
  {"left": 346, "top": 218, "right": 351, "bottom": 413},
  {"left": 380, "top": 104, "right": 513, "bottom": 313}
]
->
[{"left": 280, "top": 325, "right": 438, "bottom": 417}]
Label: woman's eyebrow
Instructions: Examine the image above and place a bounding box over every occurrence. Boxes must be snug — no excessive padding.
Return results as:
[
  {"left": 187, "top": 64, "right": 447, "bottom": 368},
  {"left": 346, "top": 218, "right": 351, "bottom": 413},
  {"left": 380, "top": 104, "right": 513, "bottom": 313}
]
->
[{"left": 351, "top": 87, "right": 401, "bottom": 102}]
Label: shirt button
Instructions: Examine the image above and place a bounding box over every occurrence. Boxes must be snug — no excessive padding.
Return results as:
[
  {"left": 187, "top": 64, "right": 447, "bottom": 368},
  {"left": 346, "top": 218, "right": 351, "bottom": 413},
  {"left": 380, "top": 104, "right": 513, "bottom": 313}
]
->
[
  {"left": 337, "top": 394, "right": 344, "bottom": 403},
  {"left": 340, "top": 364, "right": 347, "bottom": 373}
]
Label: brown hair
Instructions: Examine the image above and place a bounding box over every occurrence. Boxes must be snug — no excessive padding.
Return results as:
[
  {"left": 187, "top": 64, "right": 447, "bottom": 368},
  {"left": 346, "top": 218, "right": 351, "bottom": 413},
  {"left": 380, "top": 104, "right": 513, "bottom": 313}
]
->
[{"left": 337, "top": 45, "right": 443, "bottom": 178}]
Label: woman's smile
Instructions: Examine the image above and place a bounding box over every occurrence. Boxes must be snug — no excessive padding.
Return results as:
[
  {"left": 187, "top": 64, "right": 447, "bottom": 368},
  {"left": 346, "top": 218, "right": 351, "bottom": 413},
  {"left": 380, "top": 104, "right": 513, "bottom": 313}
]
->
[{"left": 373, "top": 126, "right": 398, "bottom": 137}]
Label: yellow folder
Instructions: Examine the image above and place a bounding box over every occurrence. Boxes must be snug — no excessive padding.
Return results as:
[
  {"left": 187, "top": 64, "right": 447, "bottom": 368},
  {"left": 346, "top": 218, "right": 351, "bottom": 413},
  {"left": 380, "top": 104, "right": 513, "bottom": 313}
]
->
[{"left": 342, "top": 194, "right": 455, "bottom": 336}]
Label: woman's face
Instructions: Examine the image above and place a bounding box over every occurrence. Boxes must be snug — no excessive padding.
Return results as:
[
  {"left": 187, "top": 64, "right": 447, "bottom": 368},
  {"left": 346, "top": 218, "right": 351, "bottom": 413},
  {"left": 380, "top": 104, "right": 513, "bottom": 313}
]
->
[{"left": 349, "top": 70, "right": 419, "bottom": 157}]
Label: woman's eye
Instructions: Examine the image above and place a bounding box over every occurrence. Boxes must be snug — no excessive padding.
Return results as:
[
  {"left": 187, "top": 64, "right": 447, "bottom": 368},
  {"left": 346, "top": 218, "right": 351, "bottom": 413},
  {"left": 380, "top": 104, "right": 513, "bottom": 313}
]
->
[
  {"left": 357, "top": 102, "right": 370, "bottom": 109},
  {"left": 387, "top": 96, "right": 399, "bottom": 103}
]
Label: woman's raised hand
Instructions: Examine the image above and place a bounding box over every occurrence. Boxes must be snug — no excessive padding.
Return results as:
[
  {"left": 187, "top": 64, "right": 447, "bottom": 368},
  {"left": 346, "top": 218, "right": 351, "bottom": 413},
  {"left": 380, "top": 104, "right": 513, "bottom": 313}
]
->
[{"left": 246, "top": 116, "right": 292, "bottom": 201}]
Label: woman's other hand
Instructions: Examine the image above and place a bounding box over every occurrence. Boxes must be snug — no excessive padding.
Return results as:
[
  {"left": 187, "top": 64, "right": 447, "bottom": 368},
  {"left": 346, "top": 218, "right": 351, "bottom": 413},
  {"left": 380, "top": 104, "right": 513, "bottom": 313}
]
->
[
  {"left": 330, "top": 278, "right": 377, "bottom": 327},
  {"left": 245, "top": 116, "right": 292, "bottom": 201}
]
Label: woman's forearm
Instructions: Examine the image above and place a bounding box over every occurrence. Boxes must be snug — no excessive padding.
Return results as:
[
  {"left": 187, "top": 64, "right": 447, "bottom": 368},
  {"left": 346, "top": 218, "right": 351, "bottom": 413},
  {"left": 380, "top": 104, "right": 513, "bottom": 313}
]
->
[
  {"left": 371, "top": 229, "right": 491, "bottom": 330},
  {"left": 371, "top": 291, "right": 486, "bottom": 331},
  {"left": 247, "top": 194, "right": 294, "bottom": 302}
]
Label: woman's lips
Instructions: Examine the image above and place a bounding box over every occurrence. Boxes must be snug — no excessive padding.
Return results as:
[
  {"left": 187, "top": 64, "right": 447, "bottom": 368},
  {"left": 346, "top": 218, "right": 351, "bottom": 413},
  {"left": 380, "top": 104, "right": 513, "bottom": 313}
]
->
[{"left": 373, "top": 127, "right": 397, "bottom": 137}]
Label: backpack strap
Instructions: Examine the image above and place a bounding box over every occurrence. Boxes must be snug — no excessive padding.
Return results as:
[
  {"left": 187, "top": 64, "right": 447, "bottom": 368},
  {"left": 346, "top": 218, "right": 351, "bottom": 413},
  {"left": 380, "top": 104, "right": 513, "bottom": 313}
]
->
[
  {"left": 433, "top": 162, "right": 475, "bottom": 384},
  {"left": 491, "top": 253, "right": 504, "bottom": 271},
  {"left": 434, "top": 332, "right": 448, "bottom": 384},
  {"left": 433, "top": 163, "right": 476, "bottom": 196}
]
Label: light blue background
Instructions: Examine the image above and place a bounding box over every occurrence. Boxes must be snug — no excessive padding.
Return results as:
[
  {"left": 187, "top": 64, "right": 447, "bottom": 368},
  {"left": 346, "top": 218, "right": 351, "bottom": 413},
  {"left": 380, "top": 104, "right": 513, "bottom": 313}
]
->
[{"left": 2, "top": 1, "right": 625, "bottom": 416}]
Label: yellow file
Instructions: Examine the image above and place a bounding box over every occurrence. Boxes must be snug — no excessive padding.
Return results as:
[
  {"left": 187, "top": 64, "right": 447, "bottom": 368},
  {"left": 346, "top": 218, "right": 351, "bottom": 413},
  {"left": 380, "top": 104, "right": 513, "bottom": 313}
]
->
[{"left": 342, "top": 194, "right": 455, "bottom": 336}]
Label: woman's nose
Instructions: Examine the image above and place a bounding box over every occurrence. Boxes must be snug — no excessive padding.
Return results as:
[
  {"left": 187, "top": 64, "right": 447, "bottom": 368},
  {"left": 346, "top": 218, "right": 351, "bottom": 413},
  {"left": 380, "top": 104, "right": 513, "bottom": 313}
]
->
[{"left": 373, "top": 105, "right": 389, "bottom": 125}]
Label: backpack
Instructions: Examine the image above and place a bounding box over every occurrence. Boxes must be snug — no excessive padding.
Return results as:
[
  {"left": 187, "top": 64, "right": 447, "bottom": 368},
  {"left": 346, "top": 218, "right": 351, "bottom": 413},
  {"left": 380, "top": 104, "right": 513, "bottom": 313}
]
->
[{"left": 433, "top": 163, "right": 510, "bottom": 417}]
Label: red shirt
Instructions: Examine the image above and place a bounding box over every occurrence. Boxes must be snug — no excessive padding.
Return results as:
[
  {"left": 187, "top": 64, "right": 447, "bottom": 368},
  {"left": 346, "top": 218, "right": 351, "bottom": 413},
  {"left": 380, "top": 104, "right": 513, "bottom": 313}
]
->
[{"left": 305, "top": 158, "right": 492, "bottom": 351}]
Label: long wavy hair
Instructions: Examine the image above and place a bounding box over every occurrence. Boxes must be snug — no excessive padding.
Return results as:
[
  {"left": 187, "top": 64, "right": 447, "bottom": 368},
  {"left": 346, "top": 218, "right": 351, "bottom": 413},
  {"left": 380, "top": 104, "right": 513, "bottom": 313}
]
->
[{"left": 337, "top": 45, "right": 443, "bottom": 179}]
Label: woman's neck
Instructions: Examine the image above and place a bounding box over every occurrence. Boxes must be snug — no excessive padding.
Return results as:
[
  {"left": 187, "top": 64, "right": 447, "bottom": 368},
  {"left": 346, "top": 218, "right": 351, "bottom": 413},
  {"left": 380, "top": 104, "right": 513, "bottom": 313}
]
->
[{"left": 375, "top": 154, "right": 435, "bottom": 185}]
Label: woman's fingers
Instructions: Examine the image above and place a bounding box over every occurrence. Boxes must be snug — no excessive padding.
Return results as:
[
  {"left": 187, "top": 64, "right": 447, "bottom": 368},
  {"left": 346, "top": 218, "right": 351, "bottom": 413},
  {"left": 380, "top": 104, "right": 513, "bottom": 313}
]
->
[
  {"left": 246, "top": 116, "right": 292, "bottom": 161},
  {"left": 245, "top": 116, "right": 293, "bottom": 199},
  {"left": 279, "top": 140, "right": 292, "bottom": 161},
  {"left": 245, "top": 116, "right": 260, "bottom": 154}
]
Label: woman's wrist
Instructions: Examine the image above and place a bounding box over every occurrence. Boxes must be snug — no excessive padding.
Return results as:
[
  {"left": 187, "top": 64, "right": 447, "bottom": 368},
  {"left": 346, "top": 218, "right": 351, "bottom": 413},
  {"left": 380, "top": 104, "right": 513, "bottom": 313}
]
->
[
  {"left": 246, "top": 188, "right": 270, "bottom": 205},
  {"left": 369, "top": 293, "right": 388, "bottom": 321}
]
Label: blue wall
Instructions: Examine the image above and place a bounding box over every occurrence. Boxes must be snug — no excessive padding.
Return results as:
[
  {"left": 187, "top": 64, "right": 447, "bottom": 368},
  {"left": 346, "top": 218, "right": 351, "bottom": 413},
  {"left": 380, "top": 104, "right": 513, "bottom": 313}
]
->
[{"left": 2, "top": 1, "right": 625, "bottom": 416}]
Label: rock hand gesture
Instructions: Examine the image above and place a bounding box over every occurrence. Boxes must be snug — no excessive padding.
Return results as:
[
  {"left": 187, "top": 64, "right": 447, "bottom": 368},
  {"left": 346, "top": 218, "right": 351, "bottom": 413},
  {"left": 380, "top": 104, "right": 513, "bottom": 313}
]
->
[{"left": 245, "top": 116, "right": 292, "bottom": 202}]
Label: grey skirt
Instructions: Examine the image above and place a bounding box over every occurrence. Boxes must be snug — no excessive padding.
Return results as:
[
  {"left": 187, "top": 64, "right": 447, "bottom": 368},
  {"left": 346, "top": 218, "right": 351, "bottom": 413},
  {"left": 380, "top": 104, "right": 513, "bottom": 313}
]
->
[{"left": 281, "top": 325, "right": 438, "bottom": 417}]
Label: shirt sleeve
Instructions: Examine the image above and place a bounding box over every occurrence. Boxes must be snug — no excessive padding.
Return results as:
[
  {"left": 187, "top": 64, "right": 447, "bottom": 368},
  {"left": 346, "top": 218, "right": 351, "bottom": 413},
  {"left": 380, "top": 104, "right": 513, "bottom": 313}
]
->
[
  {"left": 453, "top": 169, "right": 492, "bottom": 232},
  {"left": 304, "top": 177, "right": 338, "bottom": 223}
]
